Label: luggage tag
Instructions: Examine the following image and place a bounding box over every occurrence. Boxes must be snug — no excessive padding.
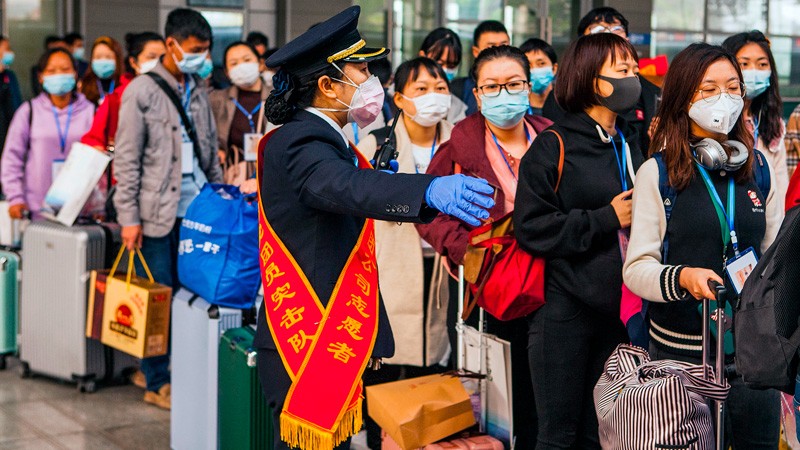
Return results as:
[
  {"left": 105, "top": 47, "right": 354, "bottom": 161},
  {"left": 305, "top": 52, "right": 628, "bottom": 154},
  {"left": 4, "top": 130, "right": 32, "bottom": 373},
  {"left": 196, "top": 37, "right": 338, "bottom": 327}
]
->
[
  {"left": 181, "top": 141, "right": 194, "bottom": 174},
  {"left": 52, "top": 159, "right": 65, "bottom": 180},
  {"left": 243, "top": 133, "right": 261, "bottom": 162},
  {"left": 725, "top": 247, "right": 758, "bottom": 295}
]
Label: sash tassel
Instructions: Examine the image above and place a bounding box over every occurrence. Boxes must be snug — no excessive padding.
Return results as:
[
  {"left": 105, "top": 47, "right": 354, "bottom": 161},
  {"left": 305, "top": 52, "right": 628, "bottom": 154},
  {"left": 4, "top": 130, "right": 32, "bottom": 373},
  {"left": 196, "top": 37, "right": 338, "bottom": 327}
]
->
[{"left": 280, "top": 404, "right": 363, "bottom": 449}]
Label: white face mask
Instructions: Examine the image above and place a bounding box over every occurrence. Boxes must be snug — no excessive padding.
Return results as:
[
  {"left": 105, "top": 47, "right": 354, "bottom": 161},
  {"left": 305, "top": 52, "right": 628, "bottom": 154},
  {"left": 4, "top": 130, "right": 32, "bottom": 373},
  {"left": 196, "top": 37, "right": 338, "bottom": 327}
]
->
[
  {"left": 138, "top": 58, "right": 158, "bottom": 74},
  {"left": 688, "top": 94, "right": 744, "bottom": 135},
  {"left": 229, "top": 62, "right": 261, "bottom": 87},
  {"left": 262, "top": 70, "right": 275, "bottom": 89},
  {"left": 402, "top": 92, "right": 451, "bottom": 127},
  {"left": 317, "top": 64, "right": 385, "bottom": 128}
]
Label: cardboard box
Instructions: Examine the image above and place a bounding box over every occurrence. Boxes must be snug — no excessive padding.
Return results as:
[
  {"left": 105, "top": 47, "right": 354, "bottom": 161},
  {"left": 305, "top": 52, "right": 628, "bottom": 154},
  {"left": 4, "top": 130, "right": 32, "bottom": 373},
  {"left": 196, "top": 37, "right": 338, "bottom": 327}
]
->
[
  {"left": 367, "top": 374, "right": 476, "bottom": 450},
  {"left": 95, "top": 272, "right": 172, "bottom": 358}
]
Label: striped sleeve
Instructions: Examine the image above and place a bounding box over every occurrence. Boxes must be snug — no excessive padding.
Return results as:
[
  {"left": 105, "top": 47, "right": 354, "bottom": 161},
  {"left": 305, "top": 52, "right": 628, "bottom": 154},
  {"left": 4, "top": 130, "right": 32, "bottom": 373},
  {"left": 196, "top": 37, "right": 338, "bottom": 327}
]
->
[{"left": 624, "top": 159, "right": 690, "bottom": 303}]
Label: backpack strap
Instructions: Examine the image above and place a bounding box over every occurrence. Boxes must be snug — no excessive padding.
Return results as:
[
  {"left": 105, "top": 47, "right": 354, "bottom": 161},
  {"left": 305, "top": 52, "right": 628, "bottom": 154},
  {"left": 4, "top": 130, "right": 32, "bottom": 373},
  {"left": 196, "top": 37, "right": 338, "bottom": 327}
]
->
[
  {"left": 653, "top": 153, "right": 676, "bottom": 262},
  {"left": 752, "top": 149, "right": 772, "bottom": 199}
]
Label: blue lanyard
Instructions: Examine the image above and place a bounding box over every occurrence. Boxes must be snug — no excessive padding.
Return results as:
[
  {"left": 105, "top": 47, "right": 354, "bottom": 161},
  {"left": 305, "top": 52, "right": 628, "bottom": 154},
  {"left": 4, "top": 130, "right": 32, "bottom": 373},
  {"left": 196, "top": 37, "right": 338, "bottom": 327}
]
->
[
  {"left": 96, "top": 79, "right": 115, "bottom": 102},
  {"left": 233, "top": 98, "right": 262, "bottom": 133},
  {"left": 753, "top": 116, "right": 760, "bottom": 150},
  {"left": 611, "top": 127, "right": 628, "bottom": 192},
  {"left": 696, "top": 164, "right": 739, "bottom": 255},
  {"left": 351, "top": 122, "right": 360, "bottom": 145},
  {"left": 415, "top": 130, "right": 439, "bottom": 174},
  {"left": 52, "top": 103, "right": 74, "bottom": 154},
  {"left": 490, "top": 126, "right": 532, "bottom": 181}
]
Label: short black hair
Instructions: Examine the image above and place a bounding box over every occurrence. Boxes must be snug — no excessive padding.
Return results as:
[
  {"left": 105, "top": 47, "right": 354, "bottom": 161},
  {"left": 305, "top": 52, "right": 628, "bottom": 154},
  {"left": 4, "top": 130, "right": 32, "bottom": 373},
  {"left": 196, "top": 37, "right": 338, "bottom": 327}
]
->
[
  {"left": 471, "top": 45, "right": 529, "bottom": 84},
  {"left": 165, "top": 8, "right": 212, "bottom": 43},
  {"left": 473, "top": 20, "right": 508, "bottom": 48},
  {"left": 394, "top": 57, "right": 448, "bottom": 94},
  {"left": 420, "top": 27, "right": 462, "bottom": 68},
  {"left": 519, "top": 38, "right": 557, "bottom": 65},
  {"left": 368, "top": 58, "right": 392, "bottom": 86},
  {"left": 577, "top": 7, "right": 629, "bottom": 37},
  {"left": 64, "top": 32, "right": 83, "bottom": 46},
  {"left": 246, "top": 31, "right": 269, "bottom": 50},
  {"left": 223, "top": 41, "right": 259, "bottom": 68},
  {"left": 38, "top": 47, "right": 77, "bottom": 74},
  {"left": 44, "top": 35, "right": 66, "bottom": 49}
]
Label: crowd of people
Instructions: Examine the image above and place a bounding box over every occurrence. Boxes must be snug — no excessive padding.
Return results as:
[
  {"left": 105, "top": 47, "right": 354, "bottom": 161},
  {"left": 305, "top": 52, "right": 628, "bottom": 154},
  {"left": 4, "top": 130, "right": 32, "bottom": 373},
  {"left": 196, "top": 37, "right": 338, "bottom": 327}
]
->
[{"left": 0, "top": 3, "right": 799, "bottom": 449}]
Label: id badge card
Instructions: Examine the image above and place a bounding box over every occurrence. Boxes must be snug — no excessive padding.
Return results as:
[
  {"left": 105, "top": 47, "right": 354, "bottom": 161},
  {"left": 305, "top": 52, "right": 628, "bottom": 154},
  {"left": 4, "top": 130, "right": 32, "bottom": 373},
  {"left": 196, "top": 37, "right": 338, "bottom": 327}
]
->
[
  {"left": 725, "top": 247, "right": 759, "bottom": 295},
  {"left": 243, "top": 133, "right": 261, "bottom": 162},
  {"left": 181, "top": 141, "right": 194, "bottom": 174},
  {"left": 618, "top": 228, "right": 631, "bottom": 263},
  {"left": 52, "top": 159, "right": 65, "bottom": 180}
]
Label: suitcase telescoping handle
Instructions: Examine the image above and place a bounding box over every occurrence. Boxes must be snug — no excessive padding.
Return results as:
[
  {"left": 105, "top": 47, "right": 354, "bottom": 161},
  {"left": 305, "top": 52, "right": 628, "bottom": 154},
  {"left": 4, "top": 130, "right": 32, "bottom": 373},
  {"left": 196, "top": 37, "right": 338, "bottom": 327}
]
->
[{"left": 704, "top": 279, "right": 727, "bottom": 450}]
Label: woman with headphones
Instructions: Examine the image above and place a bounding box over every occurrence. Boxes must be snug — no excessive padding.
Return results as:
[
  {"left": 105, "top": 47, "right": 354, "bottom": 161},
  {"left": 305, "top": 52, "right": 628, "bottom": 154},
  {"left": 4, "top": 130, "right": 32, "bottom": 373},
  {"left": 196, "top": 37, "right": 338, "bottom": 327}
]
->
[{"left": 624, "top": 43, "right": 783, "bottom": 449}]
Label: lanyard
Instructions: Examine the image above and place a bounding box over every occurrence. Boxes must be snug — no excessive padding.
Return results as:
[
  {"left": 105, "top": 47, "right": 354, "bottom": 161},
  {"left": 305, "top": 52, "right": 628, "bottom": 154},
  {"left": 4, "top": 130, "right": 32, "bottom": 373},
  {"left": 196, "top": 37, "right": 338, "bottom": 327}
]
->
[
  {"left": 490, "top": 126, "right": 532, "bottom": 181},
  {"left": 351, "top": 122, "right": 360, "bottom": 145},
  {"left": 415, "top": 130, "right": 439, "bottom": 174},
  {"left": 233, "top": 98, "right": 262, "bottom": 133},
  {"left": 178, "top": 79, "right": 193, "bottom": 130},
  {"left": 696, "top": 164, "right": 739, "bottom": 255},
  {"left": 611, "top": 127, "right": 628, "bottom": 192},
  {"left": 752, "top": 111, "right": 761, "bottom": 149},
  {"left": 52, "top": 103, "right": 74, "bottom": 154}
]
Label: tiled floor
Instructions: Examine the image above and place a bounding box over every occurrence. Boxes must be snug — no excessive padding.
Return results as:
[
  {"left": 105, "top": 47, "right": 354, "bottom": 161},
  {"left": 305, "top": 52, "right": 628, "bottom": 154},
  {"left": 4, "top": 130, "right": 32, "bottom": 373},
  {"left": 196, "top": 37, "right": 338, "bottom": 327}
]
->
[{"left": 0, "top": 358, "right": 169, "bottom": 450}]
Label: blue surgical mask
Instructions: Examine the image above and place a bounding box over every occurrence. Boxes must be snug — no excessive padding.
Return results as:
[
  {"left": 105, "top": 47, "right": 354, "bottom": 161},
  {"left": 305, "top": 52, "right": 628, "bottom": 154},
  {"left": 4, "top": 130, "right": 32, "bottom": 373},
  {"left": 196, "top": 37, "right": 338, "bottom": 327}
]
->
[
  {"left": 197, "top": 58, "right": 213, "bottom": 80},
  {"left": 42, "top": 73, "right": 77, "bottom": 95},
  {"left": 171, "top": 43, "right": 208, "bottom": 74},
  {"left": 1, "top": 51, "right": 14, "bottom": 67},
  {"left": 529, "top": 66, "right": 554, "bottom": 94},
  {"left": 480, "top": 90, "right": 530, "bottom": 129},
  {"left": 73, "top": 47, "right": 85, "bottom": 61},
  {"left": 91, "top": 59, "right": 116, "bottom": 79},
  {"left": 443, "top": 67, "right": 457, "bottom": 83},
  {"left": 742, "top": 69, "right": 771, "bottom": 99}
]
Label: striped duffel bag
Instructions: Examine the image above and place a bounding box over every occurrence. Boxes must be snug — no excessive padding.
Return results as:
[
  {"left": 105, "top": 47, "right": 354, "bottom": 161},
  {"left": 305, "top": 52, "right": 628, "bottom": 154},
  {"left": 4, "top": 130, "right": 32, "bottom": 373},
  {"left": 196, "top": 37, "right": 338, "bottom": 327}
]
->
[{"left": 594, "top": 344, "right": 730, "bottom": 450}]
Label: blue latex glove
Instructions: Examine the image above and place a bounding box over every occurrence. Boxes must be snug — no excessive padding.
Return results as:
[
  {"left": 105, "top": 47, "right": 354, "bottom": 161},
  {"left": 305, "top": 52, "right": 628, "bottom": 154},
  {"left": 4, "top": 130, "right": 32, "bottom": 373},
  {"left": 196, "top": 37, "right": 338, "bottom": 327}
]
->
[
  {"left": 369, "top": 159, "right": 400, "bottom": 173},
  {"left": 425, "top": 175, "right": 495, "bottom": 226}
]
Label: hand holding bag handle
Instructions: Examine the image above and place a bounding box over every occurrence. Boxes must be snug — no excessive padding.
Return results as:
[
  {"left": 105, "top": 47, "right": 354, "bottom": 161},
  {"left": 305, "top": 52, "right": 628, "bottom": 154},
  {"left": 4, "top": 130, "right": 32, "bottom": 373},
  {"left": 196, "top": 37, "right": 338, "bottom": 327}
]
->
[{"left": 108, "top": 246, "right": 156, "bottom": 291}]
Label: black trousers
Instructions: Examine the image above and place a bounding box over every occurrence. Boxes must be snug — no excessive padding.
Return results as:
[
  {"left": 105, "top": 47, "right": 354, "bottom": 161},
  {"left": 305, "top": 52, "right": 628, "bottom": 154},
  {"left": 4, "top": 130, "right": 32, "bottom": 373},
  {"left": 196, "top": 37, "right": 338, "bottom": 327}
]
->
[
  {"left": 650, "top": 344, "right": 780, "bottom": 450},
  {"left": 257, "top": 348, "right": 351, "bottom": 450},
  {"left": 527, "top": 287, "right": 627, "bottom": 450}
]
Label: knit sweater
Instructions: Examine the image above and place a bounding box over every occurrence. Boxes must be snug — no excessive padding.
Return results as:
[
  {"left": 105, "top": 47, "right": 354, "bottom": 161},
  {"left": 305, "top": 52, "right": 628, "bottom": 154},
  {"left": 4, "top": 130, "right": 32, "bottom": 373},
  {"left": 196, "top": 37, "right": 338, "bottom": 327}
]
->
[{"left": 623, "top": 157, "right": 783, "bottom": 356}]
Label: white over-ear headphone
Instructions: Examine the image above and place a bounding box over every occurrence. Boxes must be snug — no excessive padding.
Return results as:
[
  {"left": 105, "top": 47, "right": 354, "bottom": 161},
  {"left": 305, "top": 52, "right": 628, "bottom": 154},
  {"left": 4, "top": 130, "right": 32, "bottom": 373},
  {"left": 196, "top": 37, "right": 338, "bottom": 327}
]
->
[{"left": 691, "top": 138, "right": 749, "bottom": 171}]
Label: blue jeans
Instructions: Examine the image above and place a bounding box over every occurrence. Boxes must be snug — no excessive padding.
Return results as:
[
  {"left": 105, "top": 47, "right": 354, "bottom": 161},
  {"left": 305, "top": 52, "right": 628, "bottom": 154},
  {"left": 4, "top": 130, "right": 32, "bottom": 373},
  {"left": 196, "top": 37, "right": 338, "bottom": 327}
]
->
[{"left": 136, "top": 221, "right": 181, "bottom": 392}]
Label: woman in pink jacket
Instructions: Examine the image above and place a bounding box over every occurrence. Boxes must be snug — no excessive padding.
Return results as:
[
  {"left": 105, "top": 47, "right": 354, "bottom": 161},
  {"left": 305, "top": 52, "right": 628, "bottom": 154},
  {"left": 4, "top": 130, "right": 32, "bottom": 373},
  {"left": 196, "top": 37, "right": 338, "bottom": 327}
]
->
[{"left": 0, "top": 48, "right": 94, "bottom": 219}]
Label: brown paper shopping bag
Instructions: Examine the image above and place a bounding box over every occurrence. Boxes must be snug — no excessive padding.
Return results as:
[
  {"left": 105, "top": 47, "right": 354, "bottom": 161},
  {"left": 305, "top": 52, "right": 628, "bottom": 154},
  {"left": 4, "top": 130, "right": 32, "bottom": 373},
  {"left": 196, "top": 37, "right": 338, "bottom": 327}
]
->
[
  {"left": 96, "top": 247, "right": 172, "bottom": 358},
  {"left": 366, "top": 374, "right": 476, "bottom": 449}
]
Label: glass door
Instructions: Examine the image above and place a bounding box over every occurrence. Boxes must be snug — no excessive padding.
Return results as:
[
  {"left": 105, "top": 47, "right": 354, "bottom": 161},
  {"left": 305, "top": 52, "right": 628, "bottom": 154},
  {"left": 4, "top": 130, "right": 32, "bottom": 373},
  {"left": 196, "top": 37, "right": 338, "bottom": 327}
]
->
[{"left": 8, "top": 0, "right": 61, "bottom": 99}]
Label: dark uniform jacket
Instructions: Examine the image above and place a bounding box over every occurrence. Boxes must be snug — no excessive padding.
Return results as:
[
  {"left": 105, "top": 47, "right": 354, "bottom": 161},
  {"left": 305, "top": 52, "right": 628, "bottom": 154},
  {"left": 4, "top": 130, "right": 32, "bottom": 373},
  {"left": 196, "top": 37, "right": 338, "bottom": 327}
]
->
[{"left": 255, "top": 109, "right": 438, "bottom": 357}]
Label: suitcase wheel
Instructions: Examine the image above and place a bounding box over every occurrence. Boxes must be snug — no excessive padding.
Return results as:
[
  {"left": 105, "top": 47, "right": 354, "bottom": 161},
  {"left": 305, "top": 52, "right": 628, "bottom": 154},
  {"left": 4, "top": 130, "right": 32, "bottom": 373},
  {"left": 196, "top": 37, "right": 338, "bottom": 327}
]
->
[
  {"left": 78, "top": 379, "right": 97, "bottom": 393},
  {"left": 17, "top": 361, "right": 30, "bottom": 378}
]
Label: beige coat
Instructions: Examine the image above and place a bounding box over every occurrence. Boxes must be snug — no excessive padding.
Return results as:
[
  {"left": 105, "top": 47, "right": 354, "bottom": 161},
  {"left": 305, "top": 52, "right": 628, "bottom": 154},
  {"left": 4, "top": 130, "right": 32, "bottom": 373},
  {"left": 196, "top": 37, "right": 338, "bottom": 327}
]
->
[{"left": 359, "top": 118, "right": 453, "bottom": 366}]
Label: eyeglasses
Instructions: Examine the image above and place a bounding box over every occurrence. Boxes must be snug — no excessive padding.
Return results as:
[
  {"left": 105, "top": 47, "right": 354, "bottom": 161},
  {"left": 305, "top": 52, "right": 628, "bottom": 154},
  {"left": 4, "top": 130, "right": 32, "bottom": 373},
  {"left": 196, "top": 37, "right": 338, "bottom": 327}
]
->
[
  {"left": 589, "top": 25, "right": 626, "bottom": 36},
  {"left": 694, "top": 82, "right": 746, "bottom": 103},
  {"left": 477, "top": 80, "right": 530, "bottom": 97}
]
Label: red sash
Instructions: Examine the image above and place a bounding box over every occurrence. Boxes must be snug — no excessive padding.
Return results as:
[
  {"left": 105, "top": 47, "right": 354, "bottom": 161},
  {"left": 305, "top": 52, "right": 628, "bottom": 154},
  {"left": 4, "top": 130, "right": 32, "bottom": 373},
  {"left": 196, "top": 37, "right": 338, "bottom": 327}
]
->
[{"left": 257, "top": 131, "right": 379, "bottom": 450}]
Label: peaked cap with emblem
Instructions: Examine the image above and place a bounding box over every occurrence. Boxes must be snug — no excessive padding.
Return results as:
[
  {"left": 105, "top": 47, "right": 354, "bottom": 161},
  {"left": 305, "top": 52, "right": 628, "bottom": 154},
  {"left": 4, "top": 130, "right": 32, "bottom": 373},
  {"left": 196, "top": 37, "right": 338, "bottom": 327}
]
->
[{"left": 266, "top": 6, "right": 389, "bottom": 77}]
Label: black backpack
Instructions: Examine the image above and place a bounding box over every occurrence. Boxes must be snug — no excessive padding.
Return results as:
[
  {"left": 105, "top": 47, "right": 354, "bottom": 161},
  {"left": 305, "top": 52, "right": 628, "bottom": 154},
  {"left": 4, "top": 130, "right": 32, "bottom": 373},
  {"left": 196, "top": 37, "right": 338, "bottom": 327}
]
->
[{"left": 736, "top": 204, "right": 800, "bottom": 393}]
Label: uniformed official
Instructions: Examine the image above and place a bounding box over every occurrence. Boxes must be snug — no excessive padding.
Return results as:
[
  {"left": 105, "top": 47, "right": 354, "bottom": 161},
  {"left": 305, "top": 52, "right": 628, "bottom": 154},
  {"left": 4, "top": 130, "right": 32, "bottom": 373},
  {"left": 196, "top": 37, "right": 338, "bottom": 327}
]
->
[{"left": 254, "top": 6, "right": 495, "bottom": 450}]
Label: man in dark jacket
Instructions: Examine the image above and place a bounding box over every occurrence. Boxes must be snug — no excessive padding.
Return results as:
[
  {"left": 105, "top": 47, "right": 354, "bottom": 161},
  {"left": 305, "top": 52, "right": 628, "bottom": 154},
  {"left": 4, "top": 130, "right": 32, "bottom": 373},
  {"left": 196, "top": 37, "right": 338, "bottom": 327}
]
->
[
  {"left": 544, "top": 7, "right": 661, "bottom": 156},
  {"left": 451, "top": 20, "right": 510, "bottom": 116}
]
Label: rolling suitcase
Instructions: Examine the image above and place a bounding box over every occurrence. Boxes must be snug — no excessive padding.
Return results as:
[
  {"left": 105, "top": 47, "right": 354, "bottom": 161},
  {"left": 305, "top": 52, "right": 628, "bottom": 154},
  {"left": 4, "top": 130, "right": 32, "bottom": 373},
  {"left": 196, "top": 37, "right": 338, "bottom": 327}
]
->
[
  {"left": 218, "top": 326, "right": 272, "bottom": 450},
  {"left": 0, "top": 247, "right": 20, "bottom": 369},
  {"left": 171, "top": 288, "right": 242, "bottom": 450},
  {"left": 18, "top": 221, "right": 137, "bottom": 391}
]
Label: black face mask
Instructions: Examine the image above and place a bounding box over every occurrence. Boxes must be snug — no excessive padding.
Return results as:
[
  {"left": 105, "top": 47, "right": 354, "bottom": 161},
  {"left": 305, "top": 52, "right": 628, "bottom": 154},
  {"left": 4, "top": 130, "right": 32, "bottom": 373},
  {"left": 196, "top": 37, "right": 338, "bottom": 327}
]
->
[{"left": 597, "top": 75, "right": 642, "bottom": 114}]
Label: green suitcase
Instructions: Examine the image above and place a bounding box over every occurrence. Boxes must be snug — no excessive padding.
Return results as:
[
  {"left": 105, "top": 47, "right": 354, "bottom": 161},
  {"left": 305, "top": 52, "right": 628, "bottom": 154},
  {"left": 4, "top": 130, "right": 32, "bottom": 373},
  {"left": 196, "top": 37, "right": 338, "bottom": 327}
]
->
[
  {"left": 0, "top": 249, "right": 20, "bottom": 370},
  {"left": 219, "top": 326, "right": 273, "bottom": 449}
]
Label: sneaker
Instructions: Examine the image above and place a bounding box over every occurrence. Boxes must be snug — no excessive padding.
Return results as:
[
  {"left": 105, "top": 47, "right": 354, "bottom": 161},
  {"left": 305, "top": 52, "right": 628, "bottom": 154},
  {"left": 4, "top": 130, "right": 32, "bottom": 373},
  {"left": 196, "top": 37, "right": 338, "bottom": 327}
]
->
[
  {"left": 130, "top": 370, "right": 146, "bottom": 389},
  {"left": 143, "top": 383, "right": 171, "bottom": 410}
]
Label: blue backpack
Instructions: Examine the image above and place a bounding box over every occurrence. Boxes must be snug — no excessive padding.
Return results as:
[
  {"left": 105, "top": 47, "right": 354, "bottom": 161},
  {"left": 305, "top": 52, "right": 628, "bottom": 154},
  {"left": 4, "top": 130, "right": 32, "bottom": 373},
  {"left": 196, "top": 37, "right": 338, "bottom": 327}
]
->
[{"left": 626, "top": 150, "right": 772, "bottom": 349}]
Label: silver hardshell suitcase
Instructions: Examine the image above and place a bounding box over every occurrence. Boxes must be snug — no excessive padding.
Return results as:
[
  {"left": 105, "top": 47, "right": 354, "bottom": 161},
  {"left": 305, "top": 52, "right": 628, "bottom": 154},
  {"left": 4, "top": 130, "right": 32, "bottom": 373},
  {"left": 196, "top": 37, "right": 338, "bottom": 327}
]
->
[
  {"left": 18, "top": 221, "right": 137, "bottom": 391},
  {"left": 171, "top": 288, "right": 242, "bottom": 450}
]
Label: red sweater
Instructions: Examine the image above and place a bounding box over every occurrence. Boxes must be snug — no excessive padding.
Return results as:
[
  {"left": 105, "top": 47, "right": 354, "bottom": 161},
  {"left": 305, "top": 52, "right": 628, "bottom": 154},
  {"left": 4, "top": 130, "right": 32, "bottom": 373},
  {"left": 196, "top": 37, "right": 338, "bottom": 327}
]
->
[
  {"left": 80, "top": 72, "right": 133, "bottom": 149},
  {"left": 787, "top": 168, "right": 800, "bottom": 211}
]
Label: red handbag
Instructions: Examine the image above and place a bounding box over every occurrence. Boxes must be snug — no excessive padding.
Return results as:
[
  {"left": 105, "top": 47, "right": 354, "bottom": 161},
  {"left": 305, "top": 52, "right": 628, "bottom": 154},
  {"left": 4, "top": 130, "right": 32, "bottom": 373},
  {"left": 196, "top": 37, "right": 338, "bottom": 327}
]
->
[{"left": 460, "top": 129, "right": 564, "bottom": 321}]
